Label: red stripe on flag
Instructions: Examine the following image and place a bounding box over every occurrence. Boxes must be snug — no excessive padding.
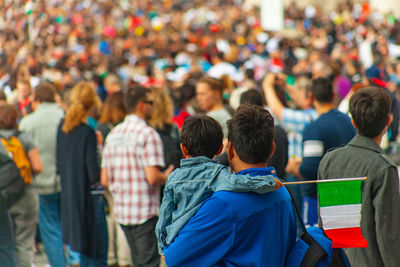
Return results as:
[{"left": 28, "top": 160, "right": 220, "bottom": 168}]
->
[{"left": 325, "top": 227, "right": 368, "bottom": 248}]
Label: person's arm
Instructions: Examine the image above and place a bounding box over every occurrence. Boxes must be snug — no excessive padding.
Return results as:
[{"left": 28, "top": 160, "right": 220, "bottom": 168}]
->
[
  {"left": 100, "top": 167, "right": 109, "bottom": 188},
  {"left": 28, "top": 148, "right": 42, "bottom": 174},
  {"left": 155, "top": 184, "right": 175, "bottom": 255},
  {"left": 262, "top": 73, "right": 285, "bottom": 120},
  {"left": 144, "top": 165, "right": 173, "bottom": 186},
  {"left": 164, "top": 195, "right": 235, "bottom": 267},
  {"left": 210, "top": 166, "right": 281, "bottom": 193},
  {"left": 374, "top": 165, "right": 400, "bottom": 265},
  {"left": 298, "top": 125, "right": 323, "bottom": 180}
]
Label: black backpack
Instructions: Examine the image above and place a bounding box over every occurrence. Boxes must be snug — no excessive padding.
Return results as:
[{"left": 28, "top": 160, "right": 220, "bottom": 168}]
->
[{"left": 0, "top": 146, "right": 25, "bottom": 212}]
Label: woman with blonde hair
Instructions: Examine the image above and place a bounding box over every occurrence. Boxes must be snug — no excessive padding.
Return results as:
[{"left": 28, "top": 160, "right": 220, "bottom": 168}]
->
[
  {"left": 148, "top": 87, "right": 182, "bottom": 171},
  {"left": 56, "top": 81, "right": 107, "bottom": 266}
]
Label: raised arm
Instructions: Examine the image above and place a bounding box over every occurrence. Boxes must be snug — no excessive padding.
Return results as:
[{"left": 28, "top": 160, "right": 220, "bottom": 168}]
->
[{"left": 262, "top": 73, "right": 285, "bottom": 121}]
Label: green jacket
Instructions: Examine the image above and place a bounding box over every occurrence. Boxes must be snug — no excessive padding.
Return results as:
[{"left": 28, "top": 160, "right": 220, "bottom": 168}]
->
[
  {"left": 318, "top": 135, "right": 400, "bottom": 267},
  {"left": 19, "top": 103, "right": 64, "bottom": 195}
]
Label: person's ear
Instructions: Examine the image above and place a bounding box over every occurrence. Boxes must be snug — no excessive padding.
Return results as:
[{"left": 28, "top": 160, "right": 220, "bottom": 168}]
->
[
  {"left": 215, "top": 144, "right": 224, "bottom": 156},
  {"left": 227, "top": 141, "right": 234, "bottom": 161},
  {"left": 180, "top": 143, "right": 190, "bottom": 159},
  {"left": 387, "top": 113, "right": 393, "bottom": 127},
  {"left": 268, "top": 141, "right": 276, "bottom": 160}
]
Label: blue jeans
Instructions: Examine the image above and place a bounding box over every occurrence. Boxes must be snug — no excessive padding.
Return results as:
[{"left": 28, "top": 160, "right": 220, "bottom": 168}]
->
[
  {"left": 75, "top": 195, "right": 108, "bottom": 267},
  {"left": 0, "top": 211, "right": 17, "bottom": 266}
]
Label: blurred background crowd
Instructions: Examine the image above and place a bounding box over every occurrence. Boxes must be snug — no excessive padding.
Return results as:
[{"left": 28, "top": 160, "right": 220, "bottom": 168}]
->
[{"left": 1, "top": 0, "right": 400, "bottom": 266}]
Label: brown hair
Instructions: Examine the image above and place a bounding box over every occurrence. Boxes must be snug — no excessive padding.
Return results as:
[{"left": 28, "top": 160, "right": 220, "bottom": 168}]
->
[
  {"left": 0, "top": 103, "right": 19, "bottom": 129},
  {"left": 197, "top": 76, "right": 227, "bottom": 96},
  {"left": 62, "top": 81, "right": 100, "bottom": 133},
  {"left": 99, "top": 91, "right": 127, "bottom": 125},
  {"left": 148, "top": 87, "right": 173, "bottom": 130},
  {"left": 34, "top": 82, "right": 56, "bottom": 103}
]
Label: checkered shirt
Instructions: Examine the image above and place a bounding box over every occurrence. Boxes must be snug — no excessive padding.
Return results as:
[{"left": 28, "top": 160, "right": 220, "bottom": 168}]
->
[
  {"left": 102, "top": 115, "right": 165, "bottom": 225},
  {"left": 282, "top": 108, "right": 318, "bottom": 158}
]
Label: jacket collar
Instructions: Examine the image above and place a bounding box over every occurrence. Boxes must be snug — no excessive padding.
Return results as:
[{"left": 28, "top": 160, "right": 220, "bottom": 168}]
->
[
  {"left": 180, "top": 156, "right": 217, "bottom": 167},
  {"left": 348, "top": 134, "right": 384, "bottom": 154}
]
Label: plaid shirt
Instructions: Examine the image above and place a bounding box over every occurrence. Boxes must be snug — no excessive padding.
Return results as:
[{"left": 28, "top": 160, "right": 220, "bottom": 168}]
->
[
  {"left": 282, "top": 108, "right": 318, "bottom": 158},
  {"left": 102, "top": 115, "right": 165, "bottom": 225}
]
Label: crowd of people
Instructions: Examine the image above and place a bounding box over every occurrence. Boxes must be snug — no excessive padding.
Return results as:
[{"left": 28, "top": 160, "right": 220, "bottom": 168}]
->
[{"left": 1, "top": 0, "right": 400, "bottom": 266}]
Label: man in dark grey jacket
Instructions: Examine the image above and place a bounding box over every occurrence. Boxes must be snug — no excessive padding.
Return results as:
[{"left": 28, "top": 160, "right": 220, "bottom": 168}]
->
[{"left": 318, "top": 86, "right": 400, "bottom": 266}]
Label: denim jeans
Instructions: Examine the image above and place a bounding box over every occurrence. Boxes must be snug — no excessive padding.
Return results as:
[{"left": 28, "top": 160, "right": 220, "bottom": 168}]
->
[
  {"left": 77, "top": 194, "right": 108, "bottom": 267},
  {"left": 0, "top": 211, "right": 17, "bottom": 266},
  {"left": 38, "top": 193, "right": 66, "bottom": 266}
]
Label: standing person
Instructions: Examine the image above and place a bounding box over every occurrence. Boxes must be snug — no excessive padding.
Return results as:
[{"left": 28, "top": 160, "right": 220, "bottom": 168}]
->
[
  {"left": 101, "top": 86, "right": 173, "bottom": 267},
  {"left": 96, "top": 91, "right": 131, "bottom": 267},
  {"left": 318, "top": 87, "right": 400, "bottom": 266},
  {"left": 196, "top": 76, "right": 232, "bottom": 139},
  {"left": 286, "top": 78, "right": 356, "bottom": 226},
  {"left": 18, "top": 82, "right": 67, "bottom": 266},
  {"left": 0, "top": 143, "right": 21, "bottom": 267},
  {"left": 0, "top": 103, "right": 42, "bottom": 267},
  {"left": 56, "top": 82, "right": 108, "bottom": 266},
  {"left": 164, "top": 105, "right": 296, "bottom": 266}
]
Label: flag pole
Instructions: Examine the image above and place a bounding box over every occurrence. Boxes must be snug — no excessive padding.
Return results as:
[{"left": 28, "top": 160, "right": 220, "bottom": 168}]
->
[{"left": 282, "top": 177, "right": 367, "bottom": 185}]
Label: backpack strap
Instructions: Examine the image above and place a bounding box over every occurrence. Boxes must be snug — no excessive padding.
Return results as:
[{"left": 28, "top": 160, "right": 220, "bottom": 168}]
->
[{"left": 285, "top": 186, "right": 329, "bottom": 266}]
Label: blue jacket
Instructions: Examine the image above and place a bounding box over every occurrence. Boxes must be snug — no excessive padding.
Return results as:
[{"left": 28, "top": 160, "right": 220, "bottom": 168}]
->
[
  {"left": 164, "top": 167, "right": 297, "bottom": 267},
  {"left": 156, "top": 157, "right": 277, "bottom": 254}
]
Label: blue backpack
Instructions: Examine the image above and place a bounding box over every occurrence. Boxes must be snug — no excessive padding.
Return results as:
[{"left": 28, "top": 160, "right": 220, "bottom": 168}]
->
[{"left": 285, "top": 187, "right": 351, "bottom": 267}]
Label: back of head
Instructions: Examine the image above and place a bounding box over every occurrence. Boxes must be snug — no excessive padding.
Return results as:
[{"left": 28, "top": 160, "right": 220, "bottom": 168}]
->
[
  {"left": 228, "top": 105, "right": 274, "bottom": 164},
  {"left": 62, "top": 81, "right": 99, "bottom": 133},
  {"left": 124, "top": 85, "right": 150, "bottom": 114},
  {"left": 240, "top": 89, "right": 264, "bottom": 107},
  {"left": 0, "top": 103, "right": 18, "bottom": 130},
  {"left": 99, "top": 91, "right": 126, "bottom": 125},
  {"left": 148, "top": 86, "right": 173, "bottom": 130},
  {"left": 34, "top": 82, "right": 56, "bottom": 103},
  {"left": 350, "top": 86, "right": 391, "bottom": 138},
  {"left": 180, "top": 115, "right": 223, "bottom": 159},
  {"left": 311, "top": 78, "right": 333, "bottom": 103}
]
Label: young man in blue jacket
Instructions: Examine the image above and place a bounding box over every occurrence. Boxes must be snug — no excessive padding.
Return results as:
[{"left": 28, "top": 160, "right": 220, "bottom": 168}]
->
[{"left": 164, "top": 105, "right": 297, "bottom": 267}]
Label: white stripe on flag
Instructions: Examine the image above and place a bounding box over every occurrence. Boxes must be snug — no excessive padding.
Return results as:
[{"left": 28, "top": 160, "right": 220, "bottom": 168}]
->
[{"left": 320, "top": 204, "right": 361, "bottom": 230}]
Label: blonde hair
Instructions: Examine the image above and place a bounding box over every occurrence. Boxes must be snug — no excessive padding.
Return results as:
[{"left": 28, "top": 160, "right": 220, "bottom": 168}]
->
[
  {"left": 62, "top": 81, "right": 100, "bottom": 133},
  {"left": 148, "top": 87, "right": 173, "bottom": 130}
]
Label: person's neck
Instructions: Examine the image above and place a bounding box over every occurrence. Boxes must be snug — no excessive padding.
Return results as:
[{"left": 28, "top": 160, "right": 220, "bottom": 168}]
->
[
  {"left": 130, "top": 111, "right": 145, "bottom": 120},
  {"left": 314, "top": 102, "right": 335, "bottom": 115},
  {"left": 210, "top": 102, "right": 224, "bottom": 112},
  {"left": 232, "top": 161, "right": 268, "bottom": 173}
]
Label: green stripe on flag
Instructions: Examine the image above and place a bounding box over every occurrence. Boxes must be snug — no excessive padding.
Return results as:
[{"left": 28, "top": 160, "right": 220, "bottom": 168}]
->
[{"left": 318, "top": 180, "right": 362, "bottom": 207}]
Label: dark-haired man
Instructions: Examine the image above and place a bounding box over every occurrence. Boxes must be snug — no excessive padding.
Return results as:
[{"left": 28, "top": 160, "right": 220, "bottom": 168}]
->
[
  {"left": 101, "top": 86, "right": 173, "bottom": 267},
  {"left": 318, "top": 87, "right": 400, "bottom": 266},
  {"left": 287, "top": 78, "right": 356, "bottom": 226},
  {"left": 164, "top": 105, "right": 296, "bottom": 266}
]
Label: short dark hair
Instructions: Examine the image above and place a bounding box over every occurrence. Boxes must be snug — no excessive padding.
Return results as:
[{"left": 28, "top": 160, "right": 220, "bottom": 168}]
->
[
  {"left": 228, "top": 105, "right": 274, "bottom": 164},
  {"left": 0, "top": 103, "right": 19, "bottom": 129},
  {"left": 34, "top": 82, "right": 56, "bottom": 103},
  {"left": 124, "top": 85, "right": 150, "bottom": 113},
  {"left": 240, "top": 89, "right": 264, "bottom": 107},
  {"left": 180, "top": 115, "right": 223, "bottom": 159},
  {"left": 350, "top": 86, "right": 391, "bottom": 138},
  {"left": 310, "top": 78, "right": 333, "bottom": 103}
]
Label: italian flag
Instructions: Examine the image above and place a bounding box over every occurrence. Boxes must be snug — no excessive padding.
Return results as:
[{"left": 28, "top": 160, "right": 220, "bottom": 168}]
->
[
  {"left": 317, "top": 178, "right": 368, "bottom": 248},
  {"left": 25, "top": 0, "right": 33, "bottom": 15}
]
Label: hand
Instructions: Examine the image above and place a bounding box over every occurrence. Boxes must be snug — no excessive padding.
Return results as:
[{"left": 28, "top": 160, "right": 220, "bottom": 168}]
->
[
  {"left": 274, "top": 178, "right": 283, "bottom": 190},
  {"left": 95, "top": 130, "right": 104, "bottom": 145},
  {"left": 285, "top": 157, "right": 302, "bottom": 177},
  {"left": 163, "top": 164, "right": 175, "bottom": 181},
  {"left": 262, "top": 73, "right": 276, "bottom": 89}
]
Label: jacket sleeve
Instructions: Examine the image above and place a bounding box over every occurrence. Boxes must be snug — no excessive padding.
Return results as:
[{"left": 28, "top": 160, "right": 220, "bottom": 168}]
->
[
  {"left": 374, "top": 165, "right": 400, "bottom": 265},
  {"left": 85, "top": 129, "right": 100, "bottom": 185},
  {"left": 164, "top": 195, "right": 235, "bottom": 267},
  {"left": 155, "top": 184, "right": 174, "bottom": 255},
  {"left": 210, "top": 166, "right": 276, "bottom": 194}
]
